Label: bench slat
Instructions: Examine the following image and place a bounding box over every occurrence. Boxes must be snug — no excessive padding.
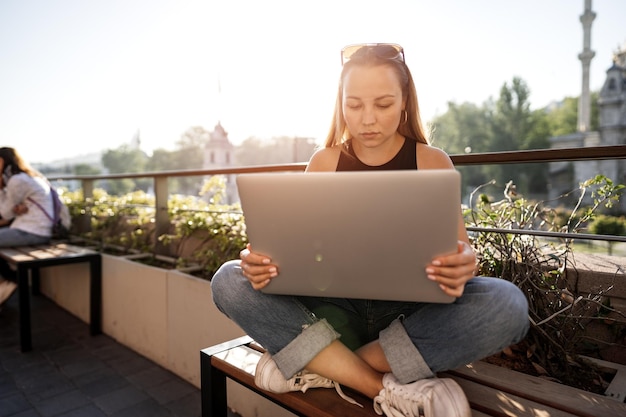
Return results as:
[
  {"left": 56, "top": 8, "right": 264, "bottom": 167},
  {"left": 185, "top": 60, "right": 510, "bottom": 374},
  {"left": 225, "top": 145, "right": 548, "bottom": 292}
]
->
[
  {"left": 0, "top": 244, "right": 98, "bottom": 265},
  {"left": 0, "top": 245, "right": 99, "bottom": 262},
  {"left": 0, "top": 248, "right": 34, "bottom": 262},
  {"left": 448, "top": 361, "right": 626, "bottom": 417},
  {"left": 443, "top": 374, "right": 577, "bottom": 417}
]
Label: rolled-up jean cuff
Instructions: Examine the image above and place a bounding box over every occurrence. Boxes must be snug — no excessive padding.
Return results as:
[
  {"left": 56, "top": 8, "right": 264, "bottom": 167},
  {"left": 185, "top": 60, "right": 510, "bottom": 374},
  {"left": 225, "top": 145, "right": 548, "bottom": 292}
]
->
[
  {"left": 380, "top": 318, "right": 434, "bottom": 384},
  {"left": 273, "top": 318, "right": 340, "bottom": 379}
]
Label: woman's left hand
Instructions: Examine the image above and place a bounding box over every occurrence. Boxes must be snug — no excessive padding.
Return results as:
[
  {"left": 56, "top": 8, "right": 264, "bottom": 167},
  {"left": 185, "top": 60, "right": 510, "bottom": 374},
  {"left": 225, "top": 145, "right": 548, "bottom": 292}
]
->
[{"left": 425, "top": 241, "right": 477, "bottom": 298}]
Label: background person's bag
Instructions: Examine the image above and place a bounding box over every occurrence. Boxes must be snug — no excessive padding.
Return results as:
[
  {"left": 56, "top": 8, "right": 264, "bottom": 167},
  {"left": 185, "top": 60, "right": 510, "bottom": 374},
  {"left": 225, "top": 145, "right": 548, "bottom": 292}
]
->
[{"left": 28, "top": 186, "right": 71, "bottom": 239}]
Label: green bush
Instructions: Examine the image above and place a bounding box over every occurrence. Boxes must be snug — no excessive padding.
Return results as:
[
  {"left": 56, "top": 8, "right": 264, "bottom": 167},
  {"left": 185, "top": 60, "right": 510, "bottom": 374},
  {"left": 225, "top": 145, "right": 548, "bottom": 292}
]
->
[
  {"left": 589, "top": 215, "right": 626, "bottom": 256},
  {"left": 62, "top": 178, "right": 247, "bottom": 279}
]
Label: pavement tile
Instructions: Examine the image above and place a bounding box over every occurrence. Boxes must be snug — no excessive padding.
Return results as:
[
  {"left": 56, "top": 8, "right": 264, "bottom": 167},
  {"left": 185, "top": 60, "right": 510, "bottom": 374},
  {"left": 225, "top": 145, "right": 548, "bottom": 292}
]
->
[
  {"left": 107, "top": 355, "right": 155, "bottom": 377},
  {"left": 145, "top": 379, "right": 197, "bottom": 405},
  {"left": 32, "top": 389, "right": 91, "bottom": 417},
  {"left": 0, "top": 373, "right": 18, "bottom": 399},
  {"left": 70, "top": 366, "right": 118, "bottom": 388},
  {"left": 0, "top": 392, "right": 31, "bottom": 416},
  {"left": 78, "top": 372, "right": 130, "bottom": 399},
  {"left": 56, "top": 404, "right": 107, "bottom": 417},
  {"left": 165, "top": 391, "right": 202, "bottom": 417},
  {"left": 13, "top": 367, "right": 69, "bottom": 397},
  {"left": 127, "top": 366, "right": 174, "bottom": 390},
  {"left": 93, "top": 384, "right": 150, "bottom": 415},
  {"left": 7, "top": 410, "right": 41, "bottom": 417},
  {"left": 91, "top": 344, "right": 136, "bottom": 364},
  {"left": 109, "top": 398, "right": 172, "bottom": 417},
  {"left": 60, "top": 358, "right": 108, "bottom": 379},
  {"left": 1, "top": 351, "right": 49, "bottom": 373},
  {"left": 22, "top": 374, "right": 75, "bottom": 402}
]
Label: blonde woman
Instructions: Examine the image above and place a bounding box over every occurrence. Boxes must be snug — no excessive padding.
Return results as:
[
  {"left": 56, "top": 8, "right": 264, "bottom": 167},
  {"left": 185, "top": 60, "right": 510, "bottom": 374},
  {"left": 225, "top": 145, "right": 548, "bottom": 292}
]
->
[{"left": 211, "top": 44, "right": 529, "bottom": 417}]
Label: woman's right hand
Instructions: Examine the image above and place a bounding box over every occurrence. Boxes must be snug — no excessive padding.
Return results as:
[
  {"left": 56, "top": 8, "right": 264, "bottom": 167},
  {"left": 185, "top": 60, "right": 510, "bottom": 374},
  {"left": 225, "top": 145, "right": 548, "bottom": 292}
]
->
[
  {"left": 13, "top": 203, "right": 28, "bottom": 215},
  {"left": 239, "top": 243, "right": 278, "bottom": 290}
]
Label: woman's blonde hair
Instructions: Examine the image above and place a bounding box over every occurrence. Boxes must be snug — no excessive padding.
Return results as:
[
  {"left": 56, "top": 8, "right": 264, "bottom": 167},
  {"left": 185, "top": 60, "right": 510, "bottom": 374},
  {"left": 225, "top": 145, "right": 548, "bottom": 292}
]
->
[{"left": 324, "top": 45, "right": 429, "bottom": 148}]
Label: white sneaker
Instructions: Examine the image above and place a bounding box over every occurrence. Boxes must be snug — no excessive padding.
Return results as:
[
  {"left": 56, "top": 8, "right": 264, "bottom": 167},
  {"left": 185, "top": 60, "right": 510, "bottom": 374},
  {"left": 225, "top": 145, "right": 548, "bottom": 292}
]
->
[
  {"left": 0, "top": 279, "right": 17, "bottom": 307},
  {"left": 373, "top": 374, "right": 471, "bottom": 417},
  {"left": 254, "top": 352, "right": 362, "bottom": 406}
]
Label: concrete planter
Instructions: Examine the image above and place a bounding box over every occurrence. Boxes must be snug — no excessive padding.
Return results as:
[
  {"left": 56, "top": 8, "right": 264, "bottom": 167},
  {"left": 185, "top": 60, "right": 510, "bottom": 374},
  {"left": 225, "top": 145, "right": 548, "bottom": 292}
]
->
[
  {"left": 39, "top": 255, "right": 246, "bottom": 384},
  {"left": 39, "top": 255, "right": 293, "bottom": 416}
]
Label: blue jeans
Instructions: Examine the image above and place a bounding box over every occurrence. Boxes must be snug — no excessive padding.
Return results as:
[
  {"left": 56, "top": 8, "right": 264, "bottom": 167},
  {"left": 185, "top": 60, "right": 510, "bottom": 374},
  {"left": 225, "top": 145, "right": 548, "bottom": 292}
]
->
[
  {"left": 0, "top": 227, "right": 50, "bottom": 247},
  {"left": 211, "top": 259, "right": 529, "bottom": 384}
]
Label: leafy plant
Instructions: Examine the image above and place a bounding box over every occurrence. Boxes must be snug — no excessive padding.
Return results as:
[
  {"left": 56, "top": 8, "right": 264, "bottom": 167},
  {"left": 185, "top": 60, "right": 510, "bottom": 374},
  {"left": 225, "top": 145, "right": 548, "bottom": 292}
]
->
[
  {"left": 466, "top": 175, "right": 625, "bottom": 392},
  {"left": 63, "top": 177, "right": 247, "bottom": 278}
]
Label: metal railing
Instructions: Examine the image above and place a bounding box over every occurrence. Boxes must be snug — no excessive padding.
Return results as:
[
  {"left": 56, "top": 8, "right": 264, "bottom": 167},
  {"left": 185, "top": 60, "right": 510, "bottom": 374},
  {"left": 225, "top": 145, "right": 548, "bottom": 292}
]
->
[{"left": 49, "top": 145, "right": 626, "bottom": 254}]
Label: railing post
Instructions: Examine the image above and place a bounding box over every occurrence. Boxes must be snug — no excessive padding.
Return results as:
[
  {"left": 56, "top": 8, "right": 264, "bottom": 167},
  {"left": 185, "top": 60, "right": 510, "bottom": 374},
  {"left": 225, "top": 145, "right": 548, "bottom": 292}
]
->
[
  {"left": 154, "top": 176, "right": 170, "bottom": 256},
  {"left": 80, "top": 179, "right": 94, "bottom": 234}
]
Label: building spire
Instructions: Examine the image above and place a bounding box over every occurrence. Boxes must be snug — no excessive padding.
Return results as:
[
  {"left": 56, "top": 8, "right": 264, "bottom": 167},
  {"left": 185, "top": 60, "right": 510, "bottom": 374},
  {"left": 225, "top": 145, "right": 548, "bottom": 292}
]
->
[{"left": 578, "top": 0, "right": 596, "bottom": 132}]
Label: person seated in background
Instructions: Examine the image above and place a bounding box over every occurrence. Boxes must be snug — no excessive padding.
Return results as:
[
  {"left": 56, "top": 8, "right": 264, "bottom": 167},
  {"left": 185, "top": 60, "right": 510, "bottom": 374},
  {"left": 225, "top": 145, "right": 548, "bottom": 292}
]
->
[{"left": 0, "top": 147, "right": 54, "bottom": 307}]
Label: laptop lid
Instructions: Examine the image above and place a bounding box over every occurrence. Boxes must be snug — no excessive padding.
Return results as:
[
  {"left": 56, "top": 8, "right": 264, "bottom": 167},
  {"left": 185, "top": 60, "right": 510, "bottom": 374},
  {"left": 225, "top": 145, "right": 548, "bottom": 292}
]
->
[{"left": 236, "top": 170, "right": 461, "bottom": 303}]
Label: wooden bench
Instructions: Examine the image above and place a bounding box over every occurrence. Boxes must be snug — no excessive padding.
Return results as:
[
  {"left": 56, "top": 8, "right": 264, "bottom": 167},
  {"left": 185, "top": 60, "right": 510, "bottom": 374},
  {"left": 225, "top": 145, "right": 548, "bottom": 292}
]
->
[
  {"left": 0, "top": 243, "right": 102, "bottom": 352},
  {"left": 201, "top": 335, "right": 626, "bottom": 417}
]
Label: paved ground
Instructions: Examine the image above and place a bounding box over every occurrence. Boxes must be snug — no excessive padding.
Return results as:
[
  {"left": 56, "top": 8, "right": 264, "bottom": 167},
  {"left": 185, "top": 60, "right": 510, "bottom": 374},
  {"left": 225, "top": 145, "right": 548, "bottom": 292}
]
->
[{"left": 0, "top": 291, "right": 240, "bottom": 417}]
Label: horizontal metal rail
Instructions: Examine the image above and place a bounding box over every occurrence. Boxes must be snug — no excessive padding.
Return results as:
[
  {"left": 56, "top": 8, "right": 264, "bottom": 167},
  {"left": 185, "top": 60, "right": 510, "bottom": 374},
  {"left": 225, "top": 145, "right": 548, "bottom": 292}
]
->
[
  {"left": 49, "top": 145, "right": 626, "bottom": 182},
  {"left": 466, "top": 227, "right": 626, "bottom": 243}
]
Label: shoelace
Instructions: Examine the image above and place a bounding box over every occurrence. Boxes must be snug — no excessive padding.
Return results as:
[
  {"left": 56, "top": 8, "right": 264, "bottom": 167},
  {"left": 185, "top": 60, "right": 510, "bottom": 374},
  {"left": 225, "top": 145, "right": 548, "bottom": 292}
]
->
[
  {"left": 293, "top": 372, "right": 363, "bottom": 407},
  {"left": 373, "top": 383, "right": 430, "bottom": 417}
]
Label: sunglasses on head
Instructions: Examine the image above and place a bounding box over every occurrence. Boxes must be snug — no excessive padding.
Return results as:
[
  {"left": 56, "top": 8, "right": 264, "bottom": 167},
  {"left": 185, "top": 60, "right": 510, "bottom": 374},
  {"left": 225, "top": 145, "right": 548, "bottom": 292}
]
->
[{"left": 341, "top": 43, "right": 405, "bottom": 66}]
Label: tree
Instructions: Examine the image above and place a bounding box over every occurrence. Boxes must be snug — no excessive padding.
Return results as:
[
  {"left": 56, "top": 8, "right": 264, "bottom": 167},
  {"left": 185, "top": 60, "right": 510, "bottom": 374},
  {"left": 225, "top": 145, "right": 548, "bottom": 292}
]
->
[
  {"left": 430, "top": 102, "right": 491, "bottom": 194},
  {"left": 73, "top": 164, "right": 101, "bottom": 176},
  {"left": 485, "top": 77, "right": 550, "bottom": 196},
  {"left": 101, "top": 145, "right": 149, "bottom": 195},
  {"left": 544, "top": 92, "right": 600, "bottom": 137},
  {"left": 489, "top": 77, "right": 533, "bottom": 151},
  {"left": 147, "top": 147, "right": 204, "bottom": 196},
  {"left": 146, "top": 127, "right": 207, "bottom": 195}
]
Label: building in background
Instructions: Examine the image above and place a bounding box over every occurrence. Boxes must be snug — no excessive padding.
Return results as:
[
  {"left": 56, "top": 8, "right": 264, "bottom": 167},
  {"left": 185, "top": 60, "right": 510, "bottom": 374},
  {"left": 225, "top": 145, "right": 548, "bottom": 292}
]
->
[
  {"left": 202, "top": 121, "right": 238, "bottom": 205},
  {"left": 549, "top": 0, "right": 626, "bottom": 212}
]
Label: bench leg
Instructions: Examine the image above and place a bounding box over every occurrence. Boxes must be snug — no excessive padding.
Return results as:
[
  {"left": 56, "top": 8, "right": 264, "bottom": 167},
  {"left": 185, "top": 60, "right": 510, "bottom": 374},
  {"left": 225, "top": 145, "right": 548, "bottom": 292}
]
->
[
  {"left": 31, "top": 267, "right": 40, "bottom": 296},
  {"left": 201, "top": 351, "right": 228, "bottom": 417},
  {"left": 17, "top": 266, "right": 31, "bottom": 352},
  {"left": 89, "top": 256, "right": 102, "bottom": 335}
]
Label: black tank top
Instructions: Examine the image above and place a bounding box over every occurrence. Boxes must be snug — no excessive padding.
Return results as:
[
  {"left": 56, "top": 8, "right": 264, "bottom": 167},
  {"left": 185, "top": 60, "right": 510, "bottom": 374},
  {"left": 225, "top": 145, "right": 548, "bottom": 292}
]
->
[{"left": 336, "top": 137, "right": 418, "bottom": 171}]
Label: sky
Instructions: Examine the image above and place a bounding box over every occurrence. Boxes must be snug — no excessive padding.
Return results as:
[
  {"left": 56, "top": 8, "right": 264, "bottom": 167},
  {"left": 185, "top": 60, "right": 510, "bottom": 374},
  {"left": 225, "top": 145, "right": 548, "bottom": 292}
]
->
[{"left": 1, "top": 0, "right": 625, "bottom": 164}]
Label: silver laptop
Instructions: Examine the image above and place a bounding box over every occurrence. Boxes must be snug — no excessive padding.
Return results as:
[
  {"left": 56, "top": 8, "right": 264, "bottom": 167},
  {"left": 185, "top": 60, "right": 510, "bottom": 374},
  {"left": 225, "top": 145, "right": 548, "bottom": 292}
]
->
[{"left": 236, "top": 170, "right": 461, "bottom": 303}]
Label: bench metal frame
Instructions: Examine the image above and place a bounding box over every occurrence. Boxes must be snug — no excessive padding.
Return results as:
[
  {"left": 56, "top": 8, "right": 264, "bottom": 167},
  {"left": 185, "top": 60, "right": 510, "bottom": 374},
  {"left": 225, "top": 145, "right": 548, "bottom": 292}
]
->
[{"left": 0, "top": 244, "right": 102, "bottom": 352}]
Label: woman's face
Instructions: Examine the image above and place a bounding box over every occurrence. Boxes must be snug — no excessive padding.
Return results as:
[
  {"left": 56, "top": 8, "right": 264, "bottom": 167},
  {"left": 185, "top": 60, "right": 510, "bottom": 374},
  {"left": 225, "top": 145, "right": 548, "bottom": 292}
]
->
[{"left": 342, "top": 64, "right": 405, "bottom": 148}]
